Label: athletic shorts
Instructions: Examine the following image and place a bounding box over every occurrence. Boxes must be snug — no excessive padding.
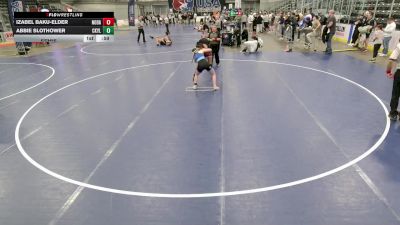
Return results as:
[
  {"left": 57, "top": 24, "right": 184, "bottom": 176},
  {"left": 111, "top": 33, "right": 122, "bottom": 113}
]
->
[
  {"left": 160, "top": 40, "right": 166, "bottom": 45},
  {"left": 197, "top": 59, "right": 212, "bottom": 73}
]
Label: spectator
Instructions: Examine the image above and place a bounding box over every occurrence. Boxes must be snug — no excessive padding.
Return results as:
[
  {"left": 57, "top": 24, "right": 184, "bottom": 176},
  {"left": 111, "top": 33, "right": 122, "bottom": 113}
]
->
[
  {"left": 256, "top": 14, "right": 263, "bottom": 33},
  {"left": 369, "top": 24, "right": 384, "bottom": 63},
  {"left": 284, "top": 12, "right": 297, "bottom": 52},
  {"left": 349, "top": 16, "right": 363, "bottom": 47},
  {"left": 361, "top": 11, "right": 376, "bottom": 52},
  {"left": 306, "top": 15, "right": 322, "bottom": 51},
  {"left": 324, "top": 10, "right": 336, "bottom": 55},
  {"left": 380, "top": 17, "right": 396, "bottom": 57},
  {"left": 241, "top": 14, "right": 247, "bottom": 30},
  {"left": 164, "top": 15, "right": 170, "bottom": 34},
  {"left": 248, "top": 13, "right": 254, "bottom": 31}
]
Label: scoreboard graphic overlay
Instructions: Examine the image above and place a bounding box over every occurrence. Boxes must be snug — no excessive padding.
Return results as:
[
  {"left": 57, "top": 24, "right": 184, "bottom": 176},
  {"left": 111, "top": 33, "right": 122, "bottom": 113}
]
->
[{"left": 13, "top": 12, "right": 114, "bottom": 43}]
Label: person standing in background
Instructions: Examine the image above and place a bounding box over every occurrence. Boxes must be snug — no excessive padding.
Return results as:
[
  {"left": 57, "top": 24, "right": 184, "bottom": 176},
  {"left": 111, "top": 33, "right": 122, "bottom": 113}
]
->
[
  {"left": 325, "top": 10, "right": 336, "bottom": 55},
  {"left": 349, "top": 16, "right": 363, "bottom": 47},
  {"left": 253, "top": 13, "right": 259, "bottom": 32},
  {"left": 152, "top": 15, "right": 157, "bottom": 26},
  {"left": 178, "top": 13, "right": 182, "bottom": 24},
  {"left": 369, "top": 24, "right": 384, "bottom": 63},
  {"left": 380, "top": 17, "right": 396, "bottom": 57},
  {"left": 361, "top": 11, "right": 376, "bottom": 52},
  {"left": 284, "top": 12, "right": 297, "bottom": 52},
  {"left": 194, "top": 12, "right": 197, "bottom": 25},
  {"left": 248, "top": 13, "right": 254, "bottom": 31},
  {"left": 164, "top": 15, "right": 170, "bottom": 34},
  {"left": 306, "top": 15, "right": 321, "bottom": 51},
  {"left": 261, "top": 13, "right": 268, "bottom": 32},
  {"left": 137, "top": 16, "right": 146, "bottom": 43},
  {"left": 241, "top": 14, "right": 247, "bottom": 30},
  {"left": 270, "top": 13, "right": 275, "bottom": 32},
  {"left": 209, "top": 26, "right": 221, "bottom": 67},
  {"left": 279, "top": 12, "right": 285, "bottom": 40}
]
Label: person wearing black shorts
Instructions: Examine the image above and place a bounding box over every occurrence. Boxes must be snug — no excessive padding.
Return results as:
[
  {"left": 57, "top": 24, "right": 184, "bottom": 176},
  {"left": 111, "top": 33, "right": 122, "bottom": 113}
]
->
[
  {"left": 192, "top": 42, "right": 219, "bottom": 91},
  {"left": 137, "top": 17, "right": 146, "bottom": 43},
  {"left": 362, "top": 11, "right": 376, "bottom": 51},
  {"left": 386, "top": 42, "right": 400, "bottom": 121}
]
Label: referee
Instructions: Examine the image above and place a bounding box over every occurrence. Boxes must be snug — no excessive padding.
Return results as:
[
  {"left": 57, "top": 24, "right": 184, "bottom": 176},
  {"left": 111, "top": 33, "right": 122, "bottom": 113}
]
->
[
  {"left": 386, "top": 41, "right": 400, "bottom": 121},
  {"left": 137, "top": 16, "right": 146, "bottom": 43}
]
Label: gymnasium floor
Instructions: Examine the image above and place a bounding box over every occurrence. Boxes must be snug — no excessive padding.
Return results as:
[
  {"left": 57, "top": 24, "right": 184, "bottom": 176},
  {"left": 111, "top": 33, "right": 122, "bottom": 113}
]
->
[{"left": 1, "top": 25, "right": 400, "bottom": 225}]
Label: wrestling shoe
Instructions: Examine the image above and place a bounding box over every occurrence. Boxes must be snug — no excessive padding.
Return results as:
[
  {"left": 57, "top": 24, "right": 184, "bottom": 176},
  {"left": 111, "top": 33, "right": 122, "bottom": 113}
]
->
[{"left": 388, "top": 113, "right": 398, "bottom": 121}]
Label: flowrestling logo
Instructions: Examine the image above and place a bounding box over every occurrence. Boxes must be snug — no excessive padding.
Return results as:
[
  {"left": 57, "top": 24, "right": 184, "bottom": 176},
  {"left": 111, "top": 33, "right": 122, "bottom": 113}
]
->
[{"left": 172, "top": 0, "right": 194, "bottom": 12}]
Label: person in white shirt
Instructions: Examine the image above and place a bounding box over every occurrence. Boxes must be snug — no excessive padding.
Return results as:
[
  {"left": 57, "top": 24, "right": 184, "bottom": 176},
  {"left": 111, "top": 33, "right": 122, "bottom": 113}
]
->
[
  {"left": 164, "top": 16, "right": 170, "bottom": 34},
  {"left": 248, "top": 14, "right": 254, "bottom": 31},
  {"left": 137, "top": 17, "right": 146, "bottom": 43},
  {"left": 178, "top": 13, "right": 182, "bottom": 24},
  {"left": 380, "top": 17, "right": 397, "bottom": 57},
  {"left": 261, "top": 13, "right": 268, "bottom": 32},
  {"left": 241, "top": 32, "right": 263, "bottom": 53},
  {"left": 369, "top": 24, "right": 384, "bottom": 63},
  {"left": 40, "top": 5, "right": 49, "bottom": 12},
  {"left": 146, "top": 15, "right": 151, "bottom": 25},
  {"left": 241, "top": 14, "right": 247, "bottom": 30}
]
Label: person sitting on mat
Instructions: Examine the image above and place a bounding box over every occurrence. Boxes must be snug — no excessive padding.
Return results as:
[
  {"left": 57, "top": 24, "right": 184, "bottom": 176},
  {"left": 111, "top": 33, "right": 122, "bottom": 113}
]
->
[
  {"left": 241, "top": 31, "right": 263, "bottom": 53},
  {"left": 194, "top": 22, "right": 209, "bottom": 33},
  {"left": 192, "top": 42, "right": 219, "bottom": 91},
  {"left": 150, "top": 32, "right": 172, "bottom": 46}
]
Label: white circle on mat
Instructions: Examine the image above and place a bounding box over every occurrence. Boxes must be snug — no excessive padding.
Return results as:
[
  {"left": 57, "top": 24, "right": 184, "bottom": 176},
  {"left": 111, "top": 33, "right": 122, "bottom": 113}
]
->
[
  {"left": 0, "top": 63, "right": 55, "bottom": 101},
  {"left": 80, "top": 44, "right": 192, "bottom": 56},
  {"left": 15, "top": 59, "right": 390, "bottom": 198}
]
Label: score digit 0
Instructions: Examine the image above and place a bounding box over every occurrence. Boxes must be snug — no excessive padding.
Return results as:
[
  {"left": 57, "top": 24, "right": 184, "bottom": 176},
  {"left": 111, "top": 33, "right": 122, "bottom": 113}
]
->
[
  {"left": 103, "top": 26, "right": 114, "bottom": 34},
  {"left": 102, "top": 18, "right": 114, "bottom": 26}
]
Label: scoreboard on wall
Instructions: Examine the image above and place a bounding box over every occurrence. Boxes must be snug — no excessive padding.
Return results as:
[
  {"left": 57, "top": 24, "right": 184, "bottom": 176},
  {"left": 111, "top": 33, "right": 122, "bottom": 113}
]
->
[{"left": 12, "top": 12, "right": 114, "bottom": 43}]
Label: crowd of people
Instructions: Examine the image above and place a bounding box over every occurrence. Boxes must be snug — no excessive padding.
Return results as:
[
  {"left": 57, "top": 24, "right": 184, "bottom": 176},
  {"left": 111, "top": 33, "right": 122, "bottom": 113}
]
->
[
  {"left": 133, "top": 9, "right": 400, "bottom": 119},
  {"left": 141, "top": 12, "right": 200, "bottom": 27},
  {"left": 347, "top": 11, "right": 397, "bottom": 62}
]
